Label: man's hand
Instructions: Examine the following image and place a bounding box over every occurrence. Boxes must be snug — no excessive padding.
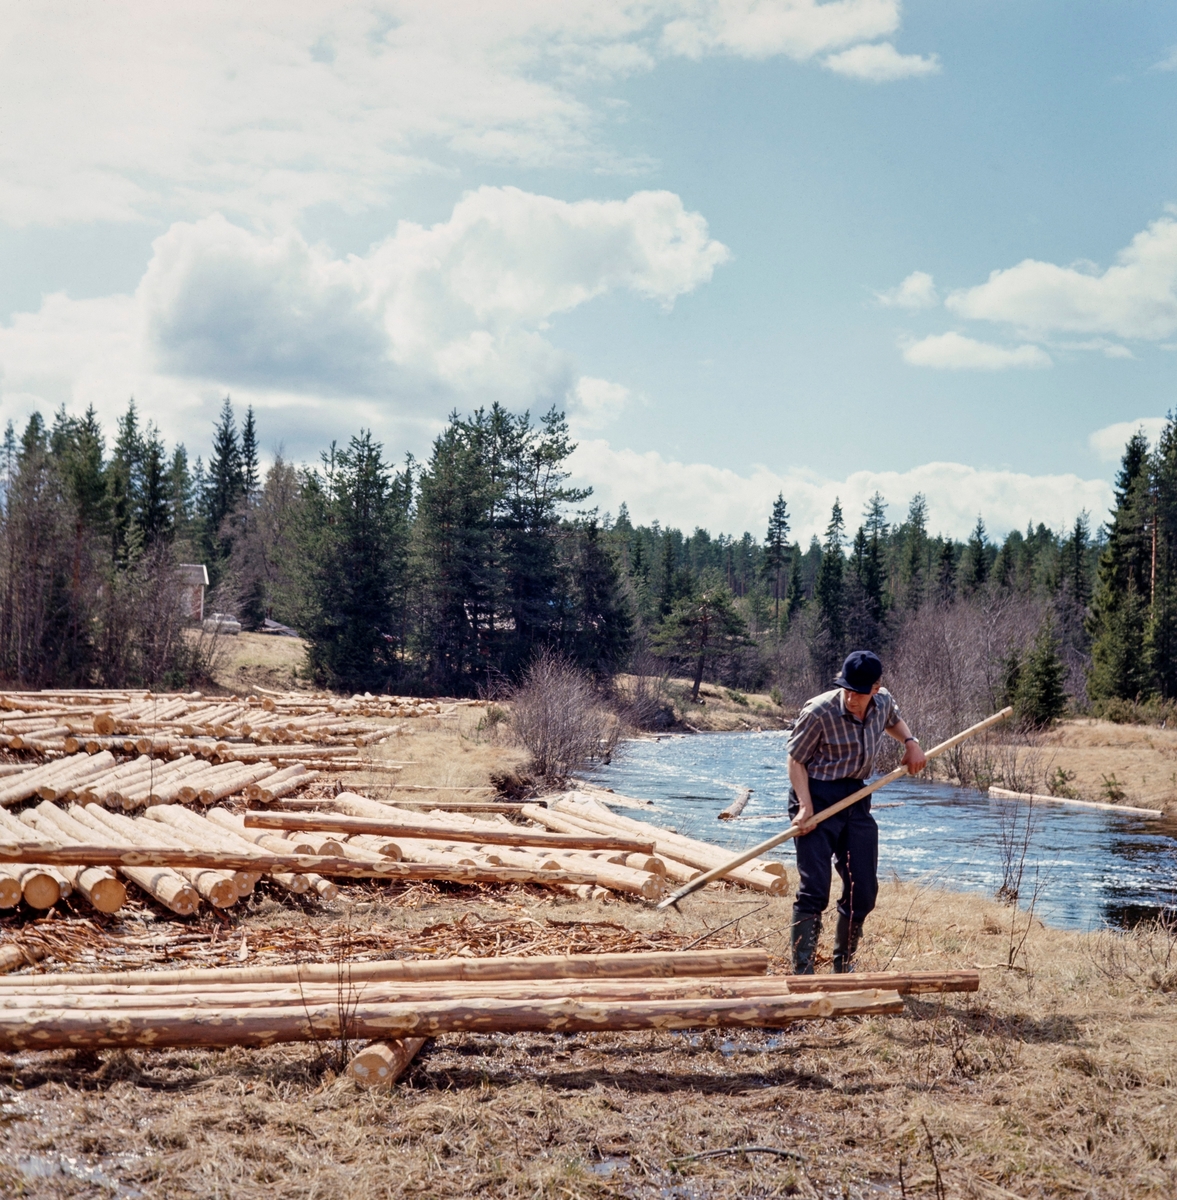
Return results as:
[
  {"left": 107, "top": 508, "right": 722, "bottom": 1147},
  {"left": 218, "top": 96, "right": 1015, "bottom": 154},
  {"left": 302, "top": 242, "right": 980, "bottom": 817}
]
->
[
  {"left": 793, "top": 799, "right": 817, "bottom": 834},
  {"left": 902, "top": 739, "right": 927, "bottom": 775}
]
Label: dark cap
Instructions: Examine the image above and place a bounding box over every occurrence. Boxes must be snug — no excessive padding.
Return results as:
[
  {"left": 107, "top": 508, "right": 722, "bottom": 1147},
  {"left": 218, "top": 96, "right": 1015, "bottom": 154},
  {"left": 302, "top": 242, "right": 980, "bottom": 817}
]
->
[{"left": 835, "top": 650, "right": 883, "bottom": 695}]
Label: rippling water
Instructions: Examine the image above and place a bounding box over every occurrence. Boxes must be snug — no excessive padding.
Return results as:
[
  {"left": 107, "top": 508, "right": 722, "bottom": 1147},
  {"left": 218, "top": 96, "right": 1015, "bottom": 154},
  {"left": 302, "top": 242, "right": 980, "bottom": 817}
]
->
[{"left": 583, "top": 730, "right": 1177, "bottom": 931}]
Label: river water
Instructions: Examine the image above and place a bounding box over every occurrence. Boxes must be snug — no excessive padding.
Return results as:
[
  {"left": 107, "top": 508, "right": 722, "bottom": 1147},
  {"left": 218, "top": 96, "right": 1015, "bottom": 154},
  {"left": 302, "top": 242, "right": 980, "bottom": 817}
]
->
[{"left": 583, "top": 730, "right": 1177, "bottom": 931}]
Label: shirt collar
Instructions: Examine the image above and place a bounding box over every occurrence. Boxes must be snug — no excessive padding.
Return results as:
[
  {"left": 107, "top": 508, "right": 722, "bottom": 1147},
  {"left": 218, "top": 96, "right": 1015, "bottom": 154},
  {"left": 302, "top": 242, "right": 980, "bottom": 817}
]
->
[{"left": 838, "top": 688, "right": 875, "bottom": 725}]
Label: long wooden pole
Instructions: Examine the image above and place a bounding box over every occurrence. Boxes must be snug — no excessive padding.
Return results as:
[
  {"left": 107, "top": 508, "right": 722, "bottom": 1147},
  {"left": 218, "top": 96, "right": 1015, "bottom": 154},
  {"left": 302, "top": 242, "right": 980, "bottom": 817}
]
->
[{"left": 656, "top": 706, "right": 1013, "bottom": 909}]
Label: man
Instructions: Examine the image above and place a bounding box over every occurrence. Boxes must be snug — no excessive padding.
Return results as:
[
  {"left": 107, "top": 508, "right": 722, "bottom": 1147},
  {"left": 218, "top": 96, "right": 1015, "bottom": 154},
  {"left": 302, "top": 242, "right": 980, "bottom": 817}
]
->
[{"left": 786, "top": 650, "right": 926, "bottom": 974}]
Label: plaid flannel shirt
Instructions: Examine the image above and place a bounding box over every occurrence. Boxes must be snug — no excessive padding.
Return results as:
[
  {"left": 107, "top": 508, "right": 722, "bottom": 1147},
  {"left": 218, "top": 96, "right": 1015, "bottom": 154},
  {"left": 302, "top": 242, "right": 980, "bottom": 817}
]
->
[{"left": 787, "top": 687, "right": 903, "bottom": 781}]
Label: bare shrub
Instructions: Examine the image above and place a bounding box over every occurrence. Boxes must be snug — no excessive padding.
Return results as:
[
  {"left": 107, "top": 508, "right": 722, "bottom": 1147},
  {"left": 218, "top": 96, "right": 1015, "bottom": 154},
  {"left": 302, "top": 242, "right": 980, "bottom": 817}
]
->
[
  {"left": 510, "top": 650, "right": 619, "bottom": 782},
  {"left": 1090, "top": 911, "right": 1177, "bottom": 992},
  {"left": 614, "top": 647, "right": 675, "bottom": 730},
  {"left": 885, "top": 594, "right": 1044, "bottom": 784}
]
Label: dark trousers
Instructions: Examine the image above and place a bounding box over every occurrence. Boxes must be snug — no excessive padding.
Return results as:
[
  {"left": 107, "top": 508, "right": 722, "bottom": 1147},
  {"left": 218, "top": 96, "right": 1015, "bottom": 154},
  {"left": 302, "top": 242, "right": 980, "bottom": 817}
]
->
[{"left": 789, "top": 777, "right": 879, "bottom": 920}]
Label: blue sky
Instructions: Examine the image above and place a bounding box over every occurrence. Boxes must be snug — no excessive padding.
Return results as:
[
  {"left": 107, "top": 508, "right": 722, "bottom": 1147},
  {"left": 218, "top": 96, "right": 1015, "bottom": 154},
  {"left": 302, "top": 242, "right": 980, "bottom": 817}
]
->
[{"left": 1, "top": 1, "right": 1175, "bottom": 541}]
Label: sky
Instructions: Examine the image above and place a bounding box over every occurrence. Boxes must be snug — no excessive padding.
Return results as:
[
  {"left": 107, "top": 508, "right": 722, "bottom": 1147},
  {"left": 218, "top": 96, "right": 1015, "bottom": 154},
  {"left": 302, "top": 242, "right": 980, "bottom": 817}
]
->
[{"left": 1, "top": 1, "right": 1175, "bottom": 543}]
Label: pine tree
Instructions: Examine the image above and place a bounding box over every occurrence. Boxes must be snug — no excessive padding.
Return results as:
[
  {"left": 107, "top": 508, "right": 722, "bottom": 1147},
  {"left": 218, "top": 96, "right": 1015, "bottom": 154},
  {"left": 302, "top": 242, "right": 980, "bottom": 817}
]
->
[
  {"left": 652, "top": 573, "right": 752, "bottom": 701},
  {"left": 761, "top": 493, "right": 790, "bottom": 622}
]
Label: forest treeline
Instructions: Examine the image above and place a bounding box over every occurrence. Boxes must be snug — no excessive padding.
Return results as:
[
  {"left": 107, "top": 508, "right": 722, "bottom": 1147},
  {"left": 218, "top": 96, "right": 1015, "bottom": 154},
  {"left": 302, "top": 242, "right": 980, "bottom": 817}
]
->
[{"left": 0, "top": 396, "right": 1163, "bottom": 728}]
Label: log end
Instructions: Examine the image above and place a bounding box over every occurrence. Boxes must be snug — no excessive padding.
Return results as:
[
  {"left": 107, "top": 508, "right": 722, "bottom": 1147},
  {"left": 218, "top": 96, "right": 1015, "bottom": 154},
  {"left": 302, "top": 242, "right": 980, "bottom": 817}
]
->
[
  {"left": 21, "top": 872, "right": 62, "bottom": 910},
  {"left": 88, "top": 877, "right": 127, "bottom": 914}
]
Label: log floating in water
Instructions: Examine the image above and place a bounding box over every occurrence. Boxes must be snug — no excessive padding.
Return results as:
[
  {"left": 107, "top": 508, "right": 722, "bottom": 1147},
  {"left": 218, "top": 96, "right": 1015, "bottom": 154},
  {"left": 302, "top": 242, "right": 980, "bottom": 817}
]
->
[
  {"left": 718, "top": 788, "right": 752, "bottom": 820},
  {"left": 242, "top": 809, "right": 655, "bottom": 853},
  {"left": 0, "top": 988, "right": 904, "bottom": 1051}
]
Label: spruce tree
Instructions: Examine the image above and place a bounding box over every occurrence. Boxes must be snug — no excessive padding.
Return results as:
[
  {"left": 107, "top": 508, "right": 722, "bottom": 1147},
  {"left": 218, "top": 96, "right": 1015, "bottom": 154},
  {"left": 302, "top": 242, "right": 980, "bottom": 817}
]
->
[
  {"left": 241, "top": 406, "right": 259, "bottom": 501},
  {"left": 964, "top": 517, "right": 989, "bottom": 593},
  {"left": 901, "top": 493, "right": 928, "bottom": 608},
  {"left": 139, "top": 426, "right": 172, "bottom": 545},
  {"left": 815, "top": 499, "right": 846, "bottom": 671},
  {"left": 1089, "top": 430, "right": 1153, "bottom": 700},
  {"left": 935, "top": 539, "right": 957, "bottom": 605},
  {"left": 1015, "top": 618, "right": 1068, "bottom": 727}
]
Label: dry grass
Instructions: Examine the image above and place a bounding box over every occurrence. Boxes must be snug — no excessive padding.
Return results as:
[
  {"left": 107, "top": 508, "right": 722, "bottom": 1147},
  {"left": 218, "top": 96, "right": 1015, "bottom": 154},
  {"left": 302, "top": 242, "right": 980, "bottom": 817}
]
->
[
  {"left": 207, "top": 631, "right": 312, "bottom": 694},
  {"left": 995, "top": 719, "right": 1177, "bottom": 815},
  {"left": 615, "top": 674, "right": 791, "bottom": 733},
  {"left": 2, "top": 880, "right": 1175, "bottom": 1198}
]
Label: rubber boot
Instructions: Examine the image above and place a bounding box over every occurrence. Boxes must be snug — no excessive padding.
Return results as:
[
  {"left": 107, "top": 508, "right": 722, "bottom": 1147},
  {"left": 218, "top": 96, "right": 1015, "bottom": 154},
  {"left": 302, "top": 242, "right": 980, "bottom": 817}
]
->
[
  {"left": 832, "top": 913, "right": 865, "bottom": 974},
  {"left": 790, "top": 907, "right": 822, "bottom": 975}
]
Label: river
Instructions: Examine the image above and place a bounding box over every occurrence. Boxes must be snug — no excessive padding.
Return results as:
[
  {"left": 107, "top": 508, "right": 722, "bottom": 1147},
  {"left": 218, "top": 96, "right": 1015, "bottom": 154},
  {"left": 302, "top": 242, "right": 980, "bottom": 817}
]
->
[{"left": 583, "top": 730, "right": 1177, "bottom": 931}]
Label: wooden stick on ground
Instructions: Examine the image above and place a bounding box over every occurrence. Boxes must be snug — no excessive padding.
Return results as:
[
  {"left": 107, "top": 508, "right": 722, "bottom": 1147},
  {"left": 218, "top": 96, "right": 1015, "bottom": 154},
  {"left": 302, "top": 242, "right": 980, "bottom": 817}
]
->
[{"left": 656, "top": 706, "right": 1014, "bottom": 909}]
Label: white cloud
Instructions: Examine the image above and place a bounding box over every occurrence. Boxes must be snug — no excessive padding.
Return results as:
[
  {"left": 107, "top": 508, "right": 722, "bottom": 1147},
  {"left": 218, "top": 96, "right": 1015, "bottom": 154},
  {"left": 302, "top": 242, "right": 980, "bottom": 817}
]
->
[
  {"left": 0, "top": 2, "right": 935, "bottom": 227},
  {"left": 902, "top": 332, "right": 1051, "bottom": 370},
  {"left": 572, "top": 440, "right": 1113, "bottom": 540},
  {"left": 1088, "top": 418, "right": 1168, "bottom": 463},
  {"left": 0, "top": 187, "right": 726, "bottom": 451},
  {"left": 823, "top": 40, "right": 939, "bottom": 81},
  {"left": 661, "top": 0, "right": 900, "bottom": 61},
  {"left": 569, "top": 377, "right": 636, "bottom": 431},
  {"left": 877, "top": 269, "right": 938, "bottom": 308},
  {"left": 944, "top": 215, "right": 1177, "bottom": 341},
  {"left": 1152, "top": 45, "right": 1177, "bottom": 71}
]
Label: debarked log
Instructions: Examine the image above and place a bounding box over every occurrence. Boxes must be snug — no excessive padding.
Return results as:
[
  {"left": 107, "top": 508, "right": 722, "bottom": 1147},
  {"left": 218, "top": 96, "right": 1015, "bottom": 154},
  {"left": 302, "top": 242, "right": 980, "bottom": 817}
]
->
[
  {"left": 0, "top": 843, "right": 597, "bottom": 884},
  {"left": 242, "top": 811, "right": 655, "bottom": 853},
  {"left": 0, "top": 989, "right": 904, "bottom": 1050},
  {"left": 0, "top": 947, "right": 769, "bottom": 989},
  {"left": 0, "top": 972, "right": 966, "bottom": 1009}
]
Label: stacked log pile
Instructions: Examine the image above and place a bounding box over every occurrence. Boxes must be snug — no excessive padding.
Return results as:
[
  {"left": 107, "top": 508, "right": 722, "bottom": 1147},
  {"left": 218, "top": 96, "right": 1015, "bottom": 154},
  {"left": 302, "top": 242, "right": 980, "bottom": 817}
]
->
[{"left": 0, "top": 948, "right": 979, "bottom": 1067}]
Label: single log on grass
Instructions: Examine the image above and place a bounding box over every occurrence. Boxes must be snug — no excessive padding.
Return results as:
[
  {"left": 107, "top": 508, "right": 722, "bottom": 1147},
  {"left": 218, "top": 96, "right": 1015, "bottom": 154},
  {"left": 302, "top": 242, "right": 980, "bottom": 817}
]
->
[
  {"left": 243, "top": 810, "right": 655, "bottom": 853},
  {"left": 0, "top": 947, "right": 769, "bottom": 989},
  {"left": 0, "top": 972, "right": 968, "bottom": 1009},
  {"left": 348, "top": 1038, "right": 428, "bottom": 1087},
  {"left": 0, "top": 988, "right": 904, "bottom": 1051}
]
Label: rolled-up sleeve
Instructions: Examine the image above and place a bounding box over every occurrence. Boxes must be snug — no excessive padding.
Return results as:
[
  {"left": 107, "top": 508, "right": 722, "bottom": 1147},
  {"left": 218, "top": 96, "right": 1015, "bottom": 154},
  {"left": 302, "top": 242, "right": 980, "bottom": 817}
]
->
[{"left": 883, "top": 691, "right": 902, "bottom": 729}]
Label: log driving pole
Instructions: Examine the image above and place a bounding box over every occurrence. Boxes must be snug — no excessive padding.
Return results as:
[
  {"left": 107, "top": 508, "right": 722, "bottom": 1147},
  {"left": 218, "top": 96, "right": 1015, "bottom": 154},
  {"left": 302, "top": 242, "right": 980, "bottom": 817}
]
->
[{"left": 656, "top": 706, "right": 1013, "bottom": 910}]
